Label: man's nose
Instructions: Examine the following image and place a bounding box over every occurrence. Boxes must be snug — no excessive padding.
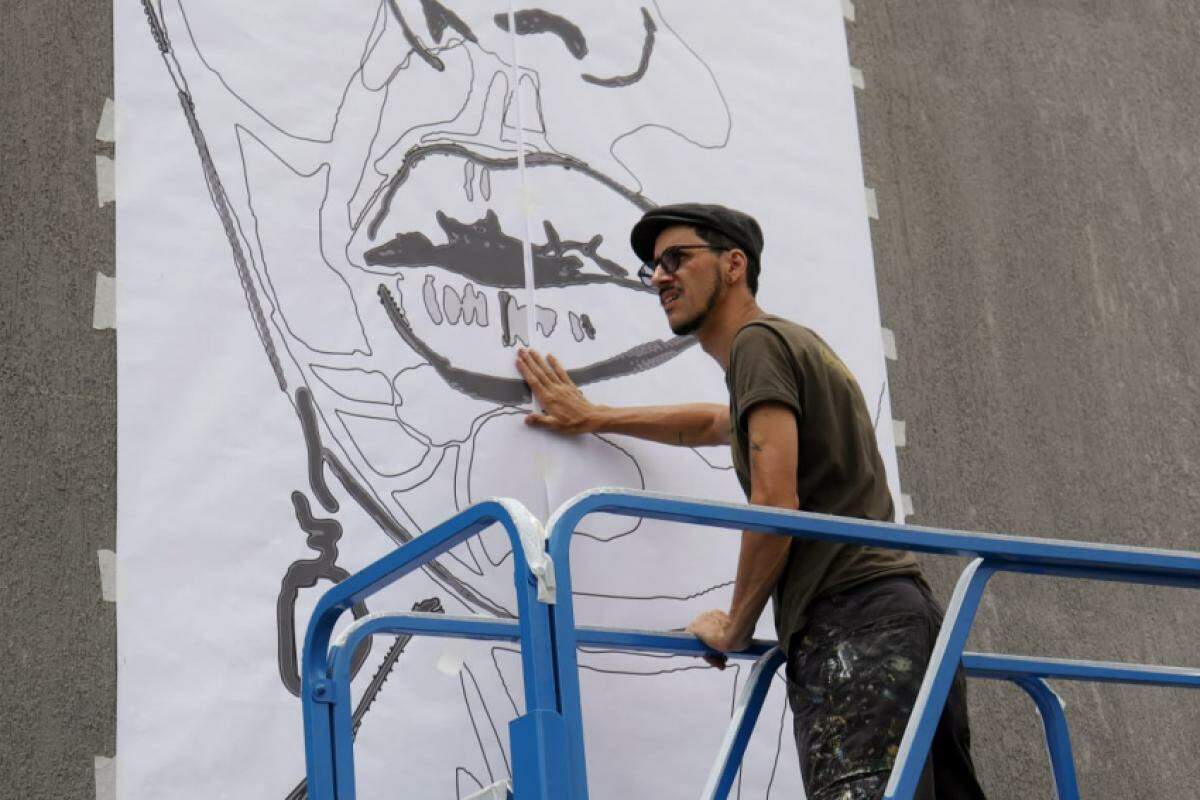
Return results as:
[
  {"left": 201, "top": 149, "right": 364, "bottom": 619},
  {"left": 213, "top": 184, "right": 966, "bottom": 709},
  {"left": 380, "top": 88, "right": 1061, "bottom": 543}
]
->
[{"left": 650, "top": 264, "right": 674, "bottom": 288}]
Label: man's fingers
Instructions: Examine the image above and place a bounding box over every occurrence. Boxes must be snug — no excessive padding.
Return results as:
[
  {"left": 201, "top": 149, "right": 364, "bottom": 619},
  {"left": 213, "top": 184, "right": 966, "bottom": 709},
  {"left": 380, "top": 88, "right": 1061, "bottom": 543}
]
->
[
  {"left": 516, "top": 352, "right": 546, "bottom": 389},
  {"left": 524, "top": 413, "right": 553, "bottom": 428},
  {"left": 547, "top": 353, "right": 572, "bottom": 385},
  {"left": 526, "top": 349, "right": 560, "bottom": 384}
]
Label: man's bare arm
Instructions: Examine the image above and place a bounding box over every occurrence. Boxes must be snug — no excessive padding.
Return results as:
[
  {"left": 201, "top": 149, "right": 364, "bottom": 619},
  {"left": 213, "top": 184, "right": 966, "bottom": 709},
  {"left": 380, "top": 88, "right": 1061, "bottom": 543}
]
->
[
  {"left": 686, "top": 401, "right": 798, "bottom": 661},
  {"left": 516, "top": 348, "right": 730, "bottom": 446}
]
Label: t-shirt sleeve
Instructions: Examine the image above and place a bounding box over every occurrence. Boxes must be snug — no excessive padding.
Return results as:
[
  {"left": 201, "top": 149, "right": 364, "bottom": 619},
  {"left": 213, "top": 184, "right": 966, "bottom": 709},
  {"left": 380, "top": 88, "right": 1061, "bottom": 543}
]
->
[{"left": 729, "top": 324, "right": 803, "bottom": 433}]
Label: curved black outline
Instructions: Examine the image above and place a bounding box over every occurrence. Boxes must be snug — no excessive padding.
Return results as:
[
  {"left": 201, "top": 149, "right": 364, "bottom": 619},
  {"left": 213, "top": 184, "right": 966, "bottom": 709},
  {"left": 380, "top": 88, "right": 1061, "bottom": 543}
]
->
[{"left": 581, "top": 7, "right": 656, "bottom": 88}]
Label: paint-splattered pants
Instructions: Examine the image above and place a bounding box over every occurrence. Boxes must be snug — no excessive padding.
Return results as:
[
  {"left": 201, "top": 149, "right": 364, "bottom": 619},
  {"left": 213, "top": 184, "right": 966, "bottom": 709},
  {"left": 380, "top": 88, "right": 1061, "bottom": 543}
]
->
[{"left": 786, "top": 576, "right": 987, "bottom": 800}]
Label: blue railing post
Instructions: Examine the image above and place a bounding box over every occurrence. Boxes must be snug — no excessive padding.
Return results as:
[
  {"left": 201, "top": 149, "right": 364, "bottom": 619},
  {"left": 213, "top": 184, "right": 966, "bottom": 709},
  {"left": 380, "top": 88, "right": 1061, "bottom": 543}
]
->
[
  {"left": 700, "top": 647, "right": 788, "bottom": 800},
  {"left": 885, "top": 558, "right": 996, "bottom": 799},
  {"left": 299, "top": 498, "right": 560, "bottom": 800},
  {"left": 1012, "top": 677, "right": 1080, "bottom": 800}
]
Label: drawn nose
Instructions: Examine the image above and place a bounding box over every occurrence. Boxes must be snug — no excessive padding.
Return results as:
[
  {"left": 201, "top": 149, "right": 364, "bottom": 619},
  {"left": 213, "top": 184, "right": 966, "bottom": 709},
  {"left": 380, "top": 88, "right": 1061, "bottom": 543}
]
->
[{"left": 502, "top": 72, "right": 547, "bottom": 135}]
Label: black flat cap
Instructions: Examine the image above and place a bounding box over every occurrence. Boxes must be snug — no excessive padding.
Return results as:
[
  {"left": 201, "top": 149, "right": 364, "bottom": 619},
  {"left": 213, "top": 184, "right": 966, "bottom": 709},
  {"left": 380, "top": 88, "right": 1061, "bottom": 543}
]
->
[{"left": 630, "top": 202, "right": 764, "bottom": 265}]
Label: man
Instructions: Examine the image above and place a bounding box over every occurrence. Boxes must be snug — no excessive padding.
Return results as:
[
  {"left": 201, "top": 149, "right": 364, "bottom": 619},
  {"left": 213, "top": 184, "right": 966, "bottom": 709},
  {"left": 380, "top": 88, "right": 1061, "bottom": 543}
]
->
[{"left": 515, "top": 203, "right": 987, "bottom": 799}]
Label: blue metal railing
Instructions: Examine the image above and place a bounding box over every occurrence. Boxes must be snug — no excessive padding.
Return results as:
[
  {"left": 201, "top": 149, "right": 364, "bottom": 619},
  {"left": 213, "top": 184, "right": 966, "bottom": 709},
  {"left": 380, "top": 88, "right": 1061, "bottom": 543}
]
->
[
  {"left": 299, "top": 498, "right": 567, "bottom": 800},
  {"left": 302, "top": 488, "right": 1200, "bottom": 800}
]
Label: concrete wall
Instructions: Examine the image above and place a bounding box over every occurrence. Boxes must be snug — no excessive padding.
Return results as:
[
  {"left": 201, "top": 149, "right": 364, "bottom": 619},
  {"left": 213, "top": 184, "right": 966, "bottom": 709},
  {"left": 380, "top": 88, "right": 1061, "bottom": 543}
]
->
[
  {"left": 2, "top": 2, "right": 1198, "bottom": 798},
  {"left": 849, "top": 1, "right": 1200, "bottom": 796},
  {"left": 0, "top": 3, "right": 117, "bottom": 800}
]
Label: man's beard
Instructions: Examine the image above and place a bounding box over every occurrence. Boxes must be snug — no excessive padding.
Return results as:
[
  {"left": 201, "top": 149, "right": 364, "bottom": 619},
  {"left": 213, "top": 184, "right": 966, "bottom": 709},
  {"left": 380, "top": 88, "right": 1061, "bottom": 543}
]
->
[{"left": 669, "top": 266, "right": 723, "bottom": 336}]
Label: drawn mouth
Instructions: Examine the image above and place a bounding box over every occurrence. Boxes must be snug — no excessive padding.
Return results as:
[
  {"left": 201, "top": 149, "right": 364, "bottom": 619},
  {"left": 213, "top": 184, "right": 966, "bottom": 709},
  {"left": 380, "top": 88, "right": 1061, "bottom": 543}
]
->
[
  {"left": 365, "top": 141, "right": 654, "bottom": 242},
  {"left": 378, "top": 284, "right": 693, "bottom": 405},
  {"left": 364, "top": 207, "right": 649, "bottom": 293},
  {"left": 362, "top": 140, "right": 688, "bottom": 402}
]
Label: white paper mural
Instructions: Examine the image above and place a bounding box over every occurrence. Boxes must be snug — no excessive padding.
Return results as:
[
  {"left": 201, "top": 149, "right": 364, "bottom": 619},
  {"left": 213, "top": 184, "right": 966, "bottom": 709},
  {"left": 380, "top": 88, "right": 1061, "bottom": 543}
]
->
[{"left": 116, "top": 2, "right": 900, "bottom": 798}]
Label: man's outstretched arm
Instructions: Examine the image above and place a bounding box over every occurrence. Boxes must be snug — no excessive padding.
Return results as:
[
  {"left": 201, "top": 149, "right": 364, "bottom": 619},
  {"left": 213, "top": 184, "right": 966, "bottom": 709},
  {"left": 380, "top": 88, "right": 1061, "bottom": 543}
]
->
[
  {"left": 686, "top": 401, "right": 799, "bottom": 665},
  {"left": 516, "top": 348, "right": 730, "bottom": 446}
]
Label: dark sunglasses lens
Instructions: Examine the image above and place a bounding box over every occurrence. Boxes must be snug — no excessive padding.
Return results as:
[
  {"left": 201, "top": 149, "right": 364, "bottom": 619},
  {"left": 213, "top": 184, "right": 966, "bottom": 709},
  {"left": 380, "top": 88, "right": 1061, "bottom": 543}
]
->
[
  {"left": 638, "top": 263, "right": 655, "bottom": 286},
  {"left": 660, "top": 248, "right": 681, "bottom": 272}
]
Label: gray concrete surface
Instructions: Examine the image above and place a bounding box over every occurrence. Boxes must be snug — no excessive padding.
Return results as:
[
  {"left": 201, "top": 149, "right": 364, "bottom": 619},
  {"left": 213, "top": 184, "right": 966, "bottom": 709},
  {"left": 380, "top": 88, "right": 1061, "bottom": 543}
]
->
[
  {"left": 850, "top": 1, "right": 1200, "bottom": 797},
  {"left": 3, "top": 1, "right": 1200, "bottom": 798},
  {"left": 0, "top": 3, "right": 117, "bottom": 800}
]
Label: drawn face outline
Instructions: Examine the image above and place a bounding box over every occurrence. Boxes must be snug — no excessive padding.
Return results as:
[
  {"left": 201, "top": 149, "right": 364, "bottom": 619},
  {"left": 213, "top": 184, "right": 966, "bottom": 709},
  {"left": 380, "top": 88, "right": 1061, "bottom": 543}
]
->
[{"left": 345, "top": 1, "right": 733, "bottom": 402}]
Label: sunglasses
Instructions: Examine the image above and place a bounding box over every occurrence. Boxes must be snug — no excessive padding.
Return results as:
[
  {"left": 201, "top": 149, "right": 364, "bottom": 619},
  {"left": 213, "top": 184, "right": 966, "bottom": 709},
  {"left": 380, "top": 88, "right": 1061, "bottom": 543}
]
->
[{"left": 637, "top": 245, "right": 729, "bottom": 288}]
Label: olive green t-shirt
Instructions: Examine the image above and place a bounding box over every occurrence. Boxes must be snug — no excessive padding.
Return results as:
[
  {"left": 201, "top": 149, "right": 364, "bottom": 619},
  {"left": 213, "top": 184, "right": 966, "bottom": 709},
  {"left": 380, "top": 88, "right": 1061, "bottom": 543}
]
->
[{"left": 726, "top": 315, "right": 922, "bottom": 652}]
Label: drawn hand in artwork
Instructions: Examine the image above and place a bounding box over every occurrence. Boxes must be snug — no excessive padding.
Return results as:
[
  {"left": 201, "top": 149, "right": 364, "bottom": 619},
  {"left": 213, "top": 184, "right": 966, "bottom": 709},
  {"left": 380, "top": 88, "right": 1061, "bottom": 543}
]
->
[{"left": 516, "top": 348, "right": 600, "bottom": 434}]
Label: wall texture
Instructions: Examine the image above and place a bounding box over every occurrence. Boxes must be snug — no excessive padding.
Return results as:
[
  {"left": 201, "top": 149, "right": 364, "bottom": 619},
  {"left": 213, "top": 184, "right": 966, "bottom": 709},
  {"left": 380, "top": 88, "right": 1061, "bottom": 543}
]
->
[
  {"left": 0, "top": 3, "right": 118, "bottom": 800},
  {"left": 2, "top": 2, "right": 1198, "bottom": 798},
  {"left": 849, "top": 1, "right": 1200, "bottom": 797}
]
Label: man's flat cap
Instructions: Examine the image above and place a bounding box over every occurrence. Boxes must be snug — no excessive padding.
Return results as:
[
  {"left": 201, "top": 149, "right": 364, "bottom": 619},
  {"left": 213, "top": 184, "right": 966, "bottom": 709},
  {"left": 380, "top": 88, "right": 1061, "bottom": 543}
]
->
[{"left": 630, "top": 202, "right": 764, "bottom": 264}]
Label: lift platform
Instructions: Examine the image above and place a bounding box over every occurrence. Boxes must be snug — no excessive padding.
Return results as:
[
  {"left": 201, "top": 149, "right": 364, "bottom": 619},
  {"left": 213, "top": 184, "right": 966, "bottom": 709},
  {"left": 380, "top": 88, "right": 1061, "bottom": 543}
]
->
[{"left": 301, "top": 489, "right": 1200, "bottom": 800}]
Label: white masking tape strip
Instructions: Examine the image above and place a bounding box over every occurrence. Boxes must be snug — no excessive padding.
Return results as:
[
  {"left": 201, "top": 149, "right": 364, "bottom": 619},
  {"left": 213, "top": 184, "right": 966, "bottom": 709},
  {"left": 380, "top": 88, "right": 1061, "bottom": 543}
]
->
[
  {"left": 842, "top": 0, "right": 856, "bottom": 22},
  {"left": 865, "top": 186, "right": 879, "bottom": 220},
  {"left": 464, "top": 779, "right": 512, "bottom": 800},
  {"left": 94, "top": 755, "right": 116, "bottom": 800},
  {"left": 93, "top": 272, "right": 116, "bottom": 330},
  {"left": 96, "top": 154, "right": 115, "bottom": 207},
  {"left": 901, "top": 493, "right": 915, "bottom": 517},
  {"left": 97, "top": 549, "right": 117, "bottom": 602},
  {"left": 881, "top": 327, "right": 897, "bottom": 361},
  {"left": 96, "top": 97, "right": 115, "bottom": 143},
  {"left": 893, "top": 419, "right": 907, "bottom": 448},
  {"left": 437, "top": 652, "right": 465, "bottom": 676},
  {"left": 850, "top": 66, "right": 865, "bottom": 90}
]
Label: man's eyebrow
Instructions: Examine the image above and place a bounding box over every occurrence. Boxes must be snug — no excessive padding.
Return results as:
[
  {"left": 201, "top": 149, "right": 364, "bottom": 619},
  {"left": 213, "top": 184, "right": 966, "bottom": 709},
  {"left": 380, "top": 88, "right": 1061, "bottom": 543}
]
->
[
  {"left": 420, "top": 0, "right": 477, "bottom": 45},
  {"left": 582, "top": 7, "right": 656, "bottom": 88},
  {"left": 493, "top": 9, "right": 588, "bottom": 60}
]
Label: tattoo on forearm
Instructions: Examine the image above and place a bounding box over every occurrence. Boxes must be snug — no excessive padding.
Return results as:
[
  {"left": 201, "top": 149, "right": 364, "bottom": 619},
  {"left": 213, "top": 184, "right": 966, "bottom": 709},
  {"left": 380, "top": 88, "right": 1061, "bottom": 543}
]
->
[{"left": 749, "top": 440, "right": 764, "bottom": 452}]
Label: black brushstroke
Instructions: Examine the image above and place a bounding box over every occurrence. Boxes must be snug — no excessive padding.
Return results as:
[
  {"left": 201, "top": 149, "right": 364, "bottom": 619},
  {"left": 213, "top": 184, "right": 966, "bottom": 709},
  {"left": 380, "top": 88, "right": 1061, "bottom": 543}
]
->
[
  {"left": 493, "top": 9, "right": 587, "bottom": 59},
  {"left": 580, "top": 313, "right": 596, "bottom": 340},
  {"left": 141, "top": 0, "right": 169, "bottom": 53},
  {"left": 366, "top": 210, "right": 644, "bottom": 291},
  {"left": 582, "top": 8, "right": 656, "bottom": 88},
  {"left": 386, "top": 0, "right": 445, "bottom": 72},
  {"left": 366, "top": 142, "right": 653, "bottom": 241},
  {"left": 297, "top": 387, "right": 339, "bottom": 513},
  {"left": 177, "top": 92, "right": 287, "bottom": 389},
  {"left": 352, "top": 597, "right": 444, "bottom": 732},
  {"left": 379, "top": 284, "right": 696, "bottom": 404},
  {"left": 497, "top": 289, "right": 517, "bottom": 348},
  {"left": 544, "top": 220, "right": 628, "bottom": 278},
  {"left": 276, "top": 492, "right": 371, "bottom": 696},
  {"left": 420, "top": 0, "right": 477, "bottom": 45}
]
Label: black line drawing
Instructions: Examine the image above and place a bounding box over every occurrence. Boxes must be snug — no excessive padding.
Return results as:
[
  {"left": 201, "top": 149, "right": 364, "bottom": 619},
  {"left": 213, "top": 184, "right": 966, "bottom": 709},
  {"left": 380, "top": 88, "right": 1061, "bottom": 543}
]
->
[
  {"left": 276, "top": 490, "right": 372, "bottom": 697},
  {"left": 582, "top": 7, "right": 657, "bottom": 88},
  {"left": 139, "top": 1, "right": 793, "bottom": 795},
  {"left": 493, "top": 10, "right": 588, "bottom": 60}
]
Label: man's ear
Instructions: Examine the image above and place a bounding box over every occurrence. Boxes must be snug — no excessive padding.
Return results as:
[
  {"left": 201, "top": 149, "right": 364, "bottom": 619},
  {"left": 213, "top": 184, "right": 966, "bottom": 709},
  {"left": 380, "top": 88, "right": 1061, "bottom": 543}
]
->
[{"left": 726, "top": 248, "right": 748, "bottom": 286}]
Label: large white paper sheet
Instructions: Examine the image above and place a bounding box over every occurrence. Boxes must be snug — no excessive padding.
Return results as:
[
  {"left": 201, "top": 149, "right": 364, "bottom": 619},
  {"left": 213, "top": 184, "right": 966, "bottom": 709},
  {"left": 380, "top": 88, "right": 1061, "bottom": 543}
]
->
[{"left": 116, "top": 2, "right": 901, "bottom": 798}]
